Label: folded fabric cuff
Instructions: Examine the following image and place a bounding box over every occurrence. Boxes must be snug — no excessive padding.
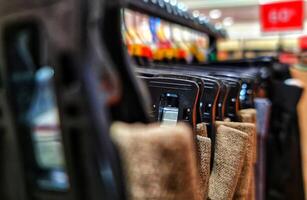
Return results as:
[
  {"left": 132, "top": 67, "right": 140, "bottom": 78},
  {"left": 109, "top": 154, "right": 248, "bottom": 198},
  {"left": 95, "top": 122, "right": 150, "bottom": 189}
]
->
[
  {"left": 208, "top": 125, "right": 249, "bottom": 200},
  {"left": 196, "top": 135, "right": 211, "bottom": 199},
  {"left": 215, "top": 121, "right": 256, "bottom": 200},
  {"left": 111, "top": 122, "right": 201, "bottom": 200}
]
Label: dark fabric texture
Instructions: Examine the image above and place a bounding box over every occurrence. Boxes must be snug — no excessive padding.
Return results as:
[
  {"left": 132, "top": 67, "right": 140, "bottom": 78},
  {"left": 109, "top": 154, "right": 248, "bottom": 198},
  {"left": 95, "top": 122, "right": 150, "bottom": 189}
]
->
[{"left": 266, "top": 81, "right": 305, "bottom": 200}]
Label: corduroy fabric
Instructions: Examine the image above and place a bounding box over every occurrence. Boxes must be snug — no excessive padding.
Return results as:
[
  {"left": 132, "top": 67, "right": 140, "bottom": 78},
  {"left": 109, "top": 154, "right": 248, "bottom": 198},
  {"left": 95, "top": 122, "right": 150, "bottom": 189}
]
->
[
  {"left": 215, "top": 121, "right": 256, "bottom": 200},
  {"left": 208, "top": 125, "right": 249, "bottom": 200},
  {"left": 196, "top": 123, "right": 208, "bottom": 137},
  {"left": 110, "top": 122, "right": 201, "bottom": 200},
  {"left": 196, "top": 135, "right": 211, "bottom": 200}
]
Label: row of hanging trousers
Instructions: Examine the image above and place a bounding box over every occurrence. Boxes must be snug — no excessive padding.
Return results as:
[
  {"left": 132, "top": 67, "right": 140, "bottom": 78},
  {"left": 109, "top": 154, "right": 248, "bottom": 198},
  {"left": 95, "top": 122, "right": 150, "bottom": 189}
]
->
[
  {"left": 128, "top": 58, "right": 305, "bottom": 200},
  {"left": 0, "top": 0, "right": 305, "bottom": 199},
  {"left": 127, "top": 61, "right": 266, "bottom": 200},
  {"left": 111, "top": 114, "right": 257, "bottom": 200},
  {"left": 266, "top": 63, "right": 305, "bottom": 200}
]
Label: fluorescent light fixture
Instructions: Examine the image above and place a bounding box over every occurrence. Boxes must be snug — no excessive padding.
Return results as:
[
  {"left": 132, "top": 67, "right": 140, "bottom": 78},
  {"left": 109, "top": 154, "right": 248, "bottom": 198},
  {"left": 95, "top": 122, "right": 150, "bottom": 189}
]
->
[
  {"left": 258, "top": 0, "right": 280, "bottom": 5},
  {"left": 209, "top": 9, "right": 222, "bottom": 19},
  {"left": 223, "top": 17, "right": 234, "bottom": 27}
]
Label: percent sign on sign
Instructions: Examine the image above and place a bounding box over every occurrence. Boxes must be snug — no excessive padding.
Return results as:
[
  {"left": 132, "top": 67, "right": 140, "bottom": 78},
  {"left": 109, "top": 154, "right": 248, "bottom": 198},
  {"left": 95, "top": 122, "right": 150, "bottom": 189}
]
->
[{"left": 260, "top": 0, "right": 304, "bottom": 32}]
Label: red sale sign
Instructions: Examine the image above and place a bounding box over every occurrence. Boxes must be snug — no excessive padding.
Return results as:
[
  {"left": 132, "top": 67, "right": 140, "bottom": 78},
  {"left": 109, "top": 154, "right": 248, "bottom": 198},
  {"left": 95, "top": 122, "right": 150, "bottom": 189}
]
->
[
  {"left": 260, "top": 0, "right": 304, "bottom": 32},
  {"left": 299, "top": 35, "right": 307, "bottom": 50}
]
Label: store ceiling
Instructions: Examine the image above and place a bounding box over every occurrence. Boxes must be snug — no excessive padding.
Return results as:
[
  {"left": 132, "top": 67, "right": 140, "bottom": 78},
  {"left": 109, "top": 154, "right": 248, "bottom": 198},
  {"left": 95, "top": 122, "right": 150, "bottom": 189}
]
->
[
  {"left": 180, "top": 0, "right": 307, "bottom": 39},
  {"left": 182, "top": 0, "right": 307, "bottom": 23},
  {"left": 198, "top": 6, "right": 259, "bottom": 23}
]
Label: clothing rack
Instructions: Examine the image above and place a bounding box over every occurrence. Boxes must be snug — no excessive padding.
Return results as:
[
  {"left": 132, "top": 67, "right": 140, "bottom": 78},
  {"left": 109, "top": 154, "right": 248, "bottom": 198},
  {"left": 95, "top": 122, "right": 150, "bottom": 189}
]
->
[{"left": 0, "top": 1, "right": 305, "bottom": 200}]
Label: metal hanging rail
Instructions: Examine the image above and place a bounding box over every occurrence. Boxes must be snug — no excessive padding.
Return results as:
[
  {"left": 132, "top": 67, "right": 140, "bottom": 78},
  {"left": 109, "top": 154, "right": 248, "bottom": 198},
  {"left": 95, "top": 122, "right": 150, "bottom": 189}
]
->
[{"left": 123, "top": 0, "right": 227, "bottom": 39}]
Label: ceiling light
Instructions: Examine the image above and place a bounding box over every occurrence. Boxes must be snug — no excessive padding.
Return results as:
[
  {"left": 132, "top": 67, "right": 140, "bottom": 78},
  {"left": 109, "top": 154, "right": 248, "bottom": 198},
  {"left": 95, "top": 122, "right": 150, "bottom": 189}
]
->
[
  {"left": 223, "top": 17, "right": 234, "bottom": 27},
  {"left": 209, "top": 9, "right": 222, "bottom": 19}
]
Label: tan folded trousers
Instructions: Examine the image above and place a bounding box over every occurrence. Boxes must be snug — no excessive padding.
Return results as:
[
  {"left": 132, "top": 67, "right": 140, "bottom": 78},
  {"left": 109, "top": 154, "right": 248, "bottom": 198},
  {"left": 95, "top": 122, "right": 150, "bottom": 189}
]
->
[
  {"left": 238, "top": 109, "right": 257, "bottom": 200},
  {"left": 208, "top": 125, "right": 249, "bottom": 200},
  {"left": 195, "top": 123, "right": 211, "bottom": 200},
  {"left": 216, "top": 121, "right": 256, "bottom": 200},
  {"left": 196, "top": 135, "right": 211, "bottom": 200},
  {"left": 291, "top": 67, "right": 307, "bottom": 196},
  {"left": 111, "top": 122, "right": 201, "bottom": 200},
  {"left": 238, "top": 109, "right": 257, "bottom": 163}
]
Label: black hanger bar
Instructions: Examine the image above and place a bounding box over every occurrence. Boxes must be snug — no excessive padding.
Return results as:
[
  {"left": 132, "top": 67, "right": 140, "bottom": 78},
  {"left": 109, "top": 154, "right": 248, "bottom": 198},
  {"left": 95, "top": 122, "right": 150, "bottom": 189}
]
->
[
  {"left": 123, "top": 0, "right": 227, "bottom": 39},
  {"left": 193, "top": 56, "right": 275, "bottom": 68}
]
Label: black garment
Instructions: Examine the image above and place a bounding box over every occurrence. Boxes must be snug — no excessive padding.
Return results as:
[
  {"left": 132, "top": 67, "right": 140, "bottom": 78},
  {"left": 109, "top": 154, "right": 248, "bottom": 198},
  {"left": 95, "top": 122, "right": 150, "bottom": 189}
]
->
[{"left": 266, "top": 81, "right": 305, "bottom": 200}]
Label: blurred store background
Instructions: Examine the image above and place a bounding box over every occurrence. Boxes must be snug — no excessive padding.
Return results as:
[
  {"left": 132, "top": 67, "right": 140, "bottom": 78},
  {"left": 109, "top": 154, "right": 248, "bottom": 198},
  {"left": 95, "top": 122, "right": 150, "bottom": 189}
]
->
[{"left": 180, "top": 0, "right": 306, "bottom": 62}]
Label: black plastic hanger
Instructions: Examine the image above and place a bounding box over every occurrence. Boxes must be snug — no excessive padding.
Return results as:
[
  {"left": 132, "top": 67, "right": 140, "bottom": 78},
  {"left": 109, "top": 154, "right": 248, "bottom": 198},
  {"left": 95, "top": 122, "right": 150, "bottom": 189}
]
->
[
  {"left": 207, "top": 74, "right": 242, "bottom": 121},
  {"left": 140, "top": 76, "right": 200, "bottom": 127},
  {"left": 154, "top": 74, "right": 205, "bottom": 124}
]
